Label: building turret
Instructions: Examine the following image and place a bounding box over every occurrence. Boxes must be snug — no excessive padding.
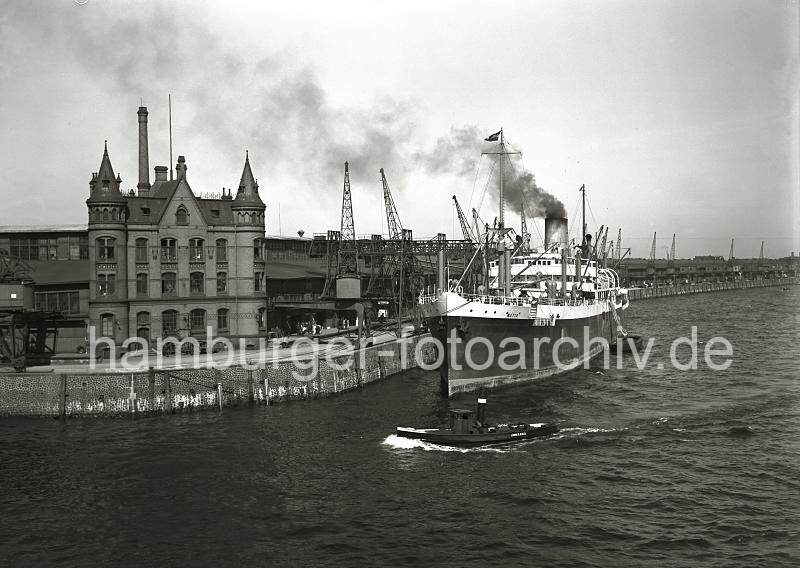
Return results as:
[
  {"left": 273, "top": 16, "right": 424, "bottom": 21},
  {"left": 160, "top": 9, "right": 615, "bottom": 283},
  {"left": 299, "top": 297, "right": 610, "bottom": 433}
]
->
[
  {"left": 233, "top": 151, "right": 266, "bottom": 208},
  {"left": 86, "top": 141, "right": 129, "bottom": 349}
]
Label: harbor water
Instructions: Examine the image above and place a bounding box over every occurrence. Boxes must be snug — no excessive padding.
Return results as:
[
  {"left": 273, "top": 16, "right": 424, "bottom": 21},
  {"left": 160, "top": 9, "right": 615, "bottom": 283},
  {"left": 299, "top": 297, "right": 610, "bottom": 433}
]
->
[{"left": 1, "top": 286, "right": 798, "bottom": 567}]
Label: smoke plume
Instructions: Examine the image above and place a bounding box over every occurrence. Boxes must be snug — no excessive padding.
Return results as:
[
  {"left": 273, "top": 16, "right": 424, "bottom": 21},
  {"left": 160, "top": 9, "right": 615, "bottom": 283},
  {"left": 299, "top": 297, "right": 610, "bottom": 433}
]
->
[
  {"left": 3, "top": 2, "right": 563, "bottom": 220},
  {"left": 501, "top": 161, "right": 566, "bottom": 218}
]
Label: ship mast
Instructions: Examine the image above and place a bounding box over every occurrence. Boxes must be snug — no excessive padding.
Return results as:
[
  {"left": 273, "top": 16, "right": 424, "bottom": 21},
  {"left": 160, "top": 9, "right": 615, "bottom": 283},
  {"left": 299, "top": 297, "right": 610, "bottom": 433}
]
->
[
  {"left": 580, "top": 184, "right": 586, "bottom": 241},
  {"left": 482, "top": 128, "right": 519, "bottom": 230}
]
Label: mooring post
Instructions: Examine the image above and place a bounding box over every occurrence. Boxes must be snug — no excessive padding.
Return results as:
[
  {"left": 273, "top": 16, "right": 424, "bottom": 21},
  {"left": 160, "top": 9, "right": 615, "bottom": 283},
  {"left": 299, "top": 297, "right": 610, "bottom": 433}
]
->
[
  {"left": 59, "top": 373, "right": 67, "bottom": 419},
  {"left": 216, "top": 382, "right": 223, "bottom": 412}
]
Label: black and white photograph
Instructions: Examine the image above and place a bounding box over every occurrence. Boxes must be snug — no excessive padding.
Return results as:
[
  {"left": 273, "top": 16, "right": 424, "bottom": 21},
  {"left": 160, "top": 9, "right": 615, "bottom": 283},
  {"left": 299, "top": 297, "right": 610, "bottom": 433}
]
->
[{"left": 0, "top": 1, "right": 798, "bottom": 566}]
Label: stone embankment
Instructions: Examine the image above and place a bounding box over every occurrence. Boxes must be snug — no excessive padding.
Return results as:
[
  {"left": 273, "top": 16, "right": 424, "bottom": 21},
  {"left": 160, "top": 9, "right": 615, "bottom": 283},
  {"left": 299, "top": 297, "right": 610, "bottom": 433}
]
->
[{"left": 627, "top": 277, "right": 796, "bottom": 301}]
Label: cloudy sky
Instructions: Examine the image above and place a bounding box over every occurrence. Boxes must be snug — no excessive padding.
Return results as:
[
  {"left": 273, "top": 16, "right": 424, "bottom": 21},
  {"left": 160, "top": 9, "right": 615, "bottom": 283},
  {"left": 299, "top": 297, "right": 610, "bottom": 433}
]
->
[{"left": 0, "top": 0, "right": 797, "bottom": 257}]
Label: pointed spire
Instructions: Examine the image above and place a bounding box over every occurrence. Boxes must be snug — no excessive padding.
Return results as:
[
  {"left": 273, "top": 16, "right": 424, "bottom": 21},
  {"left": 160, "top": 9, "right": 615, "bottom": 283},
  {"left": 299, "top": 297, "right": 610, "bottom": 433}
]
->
[
  {"left": 87, "top": 142, "right": 126, "bottom": 204},
  {"left": 233, "top": 150, "right": 264, "bottom": 207}
]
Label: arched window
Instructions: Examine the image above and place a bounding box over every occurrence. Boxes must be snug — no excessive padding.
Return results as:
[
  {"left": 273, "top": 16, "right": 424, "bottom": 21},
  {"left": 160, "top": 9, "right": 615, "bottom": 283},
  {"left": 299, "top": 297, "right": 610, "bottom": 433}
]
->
[
  {"left": 216, "top": 272, "right": 227, "bottom": 294},
  {"left": 97, "top": 274, "right": 116, "bottom": 297},
  {"left": 97, "top": 237, "right": 115, "bottom": 260},
  {"left": 135, "top": 238, "right": 148, "bottom": 262},
  {"left": 102, "top": 209, "right": 109, "bottom": 221},
  {"left": 111, "top": 209, "right": 118, "bottom": 221},
  {"left": 136, "top": 273, "right": 148, "bottom": 296},
  {"left": 189, "top": 308, "right": 206, "bottom": 332},
  {"left": 257, "top": 307, "right": 266, "bottom": 329},
  {"left": 100, "top": 313, "right": 114, "bottom": 337},
  {"left": 254, "top": 271, "right": 264, "bottom": 292},
  {"left": 162, "top": 272, "right": 177, "bottom": 296},
  {"left": 215, "top": 238, "right": 227, "bottom": 261},
  {"left": 190, "top": 271, "right": 204, "bottom": 295},
  {"left": 254, "top": 239, "right": 263, "bottom": 260},
  {"left": 136, "top": 311, "right": 150, "bottom": 346},
  {"left": 162, "top": 309, "right": 178, "bottom": 335},
  {"left": 217, "top": 308, "right": 229, "bottom": 331},
  {"left": 176, "top": 207, "right": 188, "bottom": 226},
  {"left": 189, "top": 238, "right": 204, "bottom": 260},
  {"left": 160, "top": 238, "right": 176, "bottom": 261}
]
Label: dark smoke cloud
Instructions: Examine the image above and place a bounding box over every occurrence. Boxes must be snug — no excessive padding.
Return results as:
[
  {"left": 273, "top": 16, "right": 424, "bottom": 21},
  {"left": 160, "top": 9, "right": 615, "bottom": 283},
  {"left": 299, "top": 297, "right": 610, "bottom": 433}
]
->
[
  {"left": 415, "top": 125, "right": 483, "bottom": 177},
  {"left": 3, "top": 1, "right": 559, "bottom": 214},
  {"left": 502, "top": 162, "right": 566, "bottom": 218}
]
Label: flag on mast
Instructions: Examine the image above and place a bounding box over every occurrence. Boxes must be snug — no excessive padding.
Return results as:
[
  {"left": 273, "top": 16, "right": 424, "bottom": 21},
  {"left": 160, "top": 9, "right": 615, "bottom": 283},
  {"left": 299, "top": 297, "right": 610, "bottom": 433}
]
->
[{"left": 484, "top": 130, "right": 501, "bottom": 142}]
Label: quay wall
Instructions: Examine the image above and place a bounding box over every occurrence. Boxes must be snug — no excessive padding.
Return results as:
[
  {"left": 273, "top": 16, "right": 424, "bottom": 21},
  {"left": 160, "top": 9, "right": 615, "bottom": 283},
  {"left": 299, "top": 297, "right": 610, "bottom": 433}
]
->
[
  {"left": 0, "top": 335, "right": 438, "bottom": 418},
  {"left": 627, "top": 277, "right": 796, "bottom": 301}
]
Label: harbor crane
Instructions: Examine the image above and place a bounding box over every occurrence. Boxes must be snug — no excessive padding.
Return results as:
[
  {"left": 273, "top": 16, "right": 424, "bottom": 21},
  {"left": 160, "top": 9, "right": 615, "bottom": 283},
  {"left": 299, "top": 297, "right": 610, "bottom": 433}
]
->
[
  {"left": 650, "top": 232, "right": 657, "bottom": 262},
  {"left": 670, "top": 233, "right": 676, "bottom": 261},
  {"left": 382, "top": 168, "right": 403, "bottom": 240},
  {"left": 452, "top": 195, "right": 475, "bottom": 242},
  {"left": 520, "top": 203, "right": 530, "bottom": 251},
  {"left": 616, "top": 228, "right": 622, "bottom": 260}
]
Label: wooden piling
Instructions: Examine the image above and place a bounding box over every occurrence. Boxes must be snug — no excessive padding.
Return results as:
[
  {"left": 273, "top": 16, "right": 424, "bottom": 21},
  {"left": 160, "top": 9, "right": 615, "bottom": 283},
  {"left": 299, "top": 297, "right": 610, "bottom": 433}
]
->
[{"left": 59, "top": 373, "right": 67, "bottom": 419}]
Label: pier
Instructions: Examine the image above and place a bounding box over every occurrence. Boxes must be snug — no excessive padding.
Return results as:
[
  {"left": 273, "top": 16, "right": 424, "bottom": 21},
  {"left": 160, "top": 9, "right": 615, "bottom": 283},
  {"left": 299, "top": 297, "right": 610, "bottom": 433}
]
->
[
  {"left": 627, "top": 276, "right": 796, "bottom": 301},
  {"left": 0, "top": 335, "right": 437, "bottom": 417}
]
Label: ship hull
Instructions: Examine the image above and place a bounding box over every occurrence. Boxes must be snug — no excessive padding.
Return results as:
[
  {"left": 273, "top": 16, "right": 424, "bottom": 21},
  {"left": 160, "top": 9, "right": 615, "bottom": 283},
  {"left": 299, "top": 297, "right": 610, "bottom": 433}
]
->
[{"left": 421, "top": 294, "right": 622, "bottom": 397}]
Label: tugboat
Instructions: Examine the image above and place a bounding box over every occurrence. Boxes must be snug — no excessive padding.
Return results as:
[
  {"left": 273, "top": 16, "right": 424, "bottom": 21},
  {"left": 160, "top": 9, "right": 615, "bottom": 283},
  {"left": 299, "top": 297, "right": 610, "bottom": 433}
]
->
[{"left": 395, "top": 398, "right": 558, "bottom": 447}]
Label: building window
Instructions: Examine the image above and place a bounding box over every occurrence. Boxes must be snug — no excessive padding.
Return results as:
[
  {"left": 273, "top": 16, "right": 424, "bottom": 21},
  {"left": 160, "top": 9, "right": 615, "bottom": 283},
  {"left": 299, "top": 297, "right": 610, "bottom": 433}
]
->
[
  {"left": 189, "top": 238, "right": 204, "bottom": 261},
  {"left": 217, "top": 308, "right": 229, "bottom": 331},
  {"left": 254, "top": 239, "right": 263, "bottom": 260},
  {"left": 176, "top": 207, "right": 188, "bottom": 225},
  {"left": 190, "top": 272, "right": 204, "bottom": 295},
  {"left": 136, "top": 273, "right": 148, "bottom": 296},
  {"left": 216, "top": 272, "right": 227, "bottom": 294},
  {"left": 162, "top": 309, "right": 178, "bottom": 335},
  {"left": 34, "top": 291, "right": 80, "bottom": 314},
  {"left": 97, "top": 274, "right": 116, "bottom": 297},
  {"left": 162, "top": 272, "right": 176, "bottom": 296},
  {"left": 257, "top": 307, "right": 266, "bottom": 329},
  {"left": 97, "top": 237, "right": 115, "bottom": 261},
  {"left": 189, "top": 308, "right": 206, "bottom": 332},
  {"left": 216, "top": 238, "right": 227, "bottom": 261},
  {"left": 136, "top": 311, "right": 150, "bottom": 345},
  {"left": 135, "top": 238, "right": 148, "bottom": 262},
  {"left": 102, "top": 209, "right": 109, "bottom": 221},
  {"left": 254, "top": 271, "right": 264, "bottom": 292},
  {"left": 160, "top": 238, "right": 176, "bottom": 261},
  {"left": 100, "top": 313, "right": 114, "bottom": 338}
]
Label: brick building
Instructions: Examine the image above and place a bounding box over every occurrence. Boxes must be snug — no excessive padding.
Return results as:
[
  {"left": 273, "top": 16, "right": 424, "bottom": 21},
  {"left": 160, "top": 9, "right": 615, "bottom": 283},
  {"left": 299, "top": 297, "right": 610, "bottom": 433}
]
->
[{"left": 85, "top": 106, "right": 267, "bottom": 350}]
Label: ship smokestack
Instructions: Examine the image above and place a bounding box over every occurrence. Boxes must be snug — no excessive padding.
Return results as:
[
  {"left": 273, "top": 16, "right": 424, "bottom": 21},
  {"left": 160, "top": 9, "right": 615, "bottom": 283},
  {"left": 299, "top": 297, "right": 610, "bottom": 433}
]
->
[
  {"left": 476, "top": 397, "right": 487, "bottom": 426},
  {"left": 544, "top": 217, "right": 568, "bottom": 250},
  {"left": 137, "top": 106, "right": 150, "bottom": 194}
]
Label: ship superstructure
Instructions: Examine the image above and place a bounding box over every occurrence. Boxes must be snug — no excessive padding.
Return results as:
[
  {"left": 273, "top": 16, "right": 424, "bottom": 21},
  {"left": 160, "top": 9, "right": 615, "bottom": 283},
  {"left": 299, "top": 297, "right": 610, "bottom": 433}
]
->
[{"left": 419, "top": 130, "right": 629, "bottom": 396}]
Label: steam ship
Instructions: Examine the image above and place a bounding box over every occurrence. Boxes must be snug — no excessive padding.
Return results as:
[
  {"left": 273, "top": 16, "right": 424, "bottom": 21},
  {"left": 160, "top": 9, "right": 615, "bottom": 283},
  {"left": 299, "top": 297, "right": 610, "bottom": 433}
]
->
[{"left": 419, "top": 130, "right": 629, "bottom": 397}]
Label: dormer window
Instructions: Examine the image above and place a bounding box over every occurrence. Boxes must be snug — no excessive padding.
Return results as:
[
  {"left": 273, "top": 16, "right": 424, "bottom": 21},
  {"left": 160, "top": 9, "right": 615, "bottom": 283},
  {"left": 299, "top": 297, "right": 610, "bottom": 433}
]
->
[
  {"left": 176, "top": 207, "right": 189, "bottom": 226},
  {"left": 211, "top": 209, "right": 220, "bottom": 218},
  {"left": 141, "top": 207, "right": 150, "bottom": 216}
]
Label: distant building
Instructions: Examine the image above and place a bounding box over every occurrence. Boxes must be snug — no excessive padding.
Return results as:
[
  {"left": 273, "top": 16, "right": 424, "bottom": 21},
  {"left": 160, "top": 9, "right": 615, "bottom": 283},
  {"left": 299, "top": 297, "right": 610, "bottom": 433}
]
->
[{"left": 84, "top": 106, "right": 267, "bottom": 349}]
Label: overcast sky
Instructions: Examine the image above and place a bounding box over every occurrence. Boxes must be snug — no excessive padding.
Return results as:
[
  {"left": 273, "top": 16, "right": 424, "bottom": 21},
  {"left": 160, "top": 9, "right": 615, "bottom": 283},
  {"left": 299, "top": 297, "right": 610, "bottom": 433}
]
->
[{"left": 0, "top": 0, "right": 797, "bottom": 257}]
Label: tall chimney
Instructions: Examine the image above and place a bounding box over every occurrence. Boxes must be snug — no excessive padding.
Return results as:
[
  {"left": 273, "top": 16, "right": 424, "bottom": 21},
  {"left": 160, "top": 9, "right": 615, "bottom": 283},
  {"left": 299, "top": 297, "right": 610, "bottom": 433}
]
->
[{"left": 137, "top": 106, "right": 150, "bottom": 193}]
